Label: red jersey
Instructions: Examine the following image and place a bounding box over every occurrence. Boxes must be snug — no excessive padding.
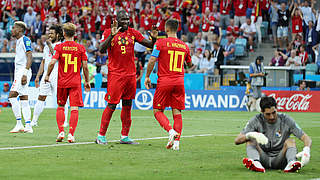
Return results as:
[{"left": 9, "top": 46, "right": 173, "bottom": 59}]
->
[
  {"left": 52, "top": 41, "right": 87, "bottom": 88},
  {"left": 101, "top": 27, "right": 145, "bottom": 76},
  {"left": 151, "top": 37, "right": 191, "bottom": 87},
  {"left": 234, "top": 0, "right": 247, "bottom": 16},
  {"left": 140, "top": 9, "right": 153, "bottom": 30},
  {"left": 202, "top": 15, "right": 215, "bottom": 32},
  {"left": 227, "top": 25, "right": 240, "bottom": 37},
  {"left": 292, "top": 15, "right": 303, "bottom": 33},
  {"left": 202, "top": 0, "right": 214, "bottom": 13},
  {"left": 220, "top": 0, "right": 232, "bottom": 15},
  {"left": 188, "top": 15, "right": 201, "bottom": 33}
]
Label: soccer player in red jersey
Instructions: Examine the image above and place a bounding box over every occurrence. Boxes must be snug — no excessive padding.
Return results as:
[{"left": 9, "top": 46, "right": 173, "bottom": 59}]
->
[
  {"left": 144, "top": 19, "right": 193, "bottom": 151},
  {"left": 45, "top": 23, "right": 91, "bottom": 143},
  {"left": 96, "top": 10, "right": 158, "bottom": 145}
]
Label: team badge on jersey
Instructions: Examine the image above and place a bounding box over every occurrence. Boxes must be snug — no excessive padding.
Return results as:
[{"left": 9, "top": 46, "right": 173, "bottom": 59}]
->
[{"left": 275, "top": 131, "right": 282, "bottom": 138}]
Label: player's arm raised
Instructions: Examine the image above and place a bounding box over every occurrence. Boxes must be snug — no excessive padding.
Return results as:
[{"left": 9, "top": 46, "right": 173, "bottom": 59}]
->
[
  {"left": 139, "top": 26, "right": 158, "bottom": 48},
  {"left": 21, "top": 51, "right": 33, "bottom": 85},
  {"left": 99, "top": 20, "right": 121, "bottom": 53},
  {"left": 82, "top": 60, "right": 91, "bottom": 92},
  {"left": 144, "top": 56, "right": 157, "bottom": 89}
]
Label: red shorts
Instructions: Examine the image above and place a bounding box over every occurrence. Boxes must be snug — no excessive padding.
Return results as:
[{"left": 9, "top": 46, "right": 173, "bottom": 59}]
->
[
  {"left": 57, "top": 87, "right": 83, "bottom": 107},
  {"left": 153, "top": 85, "right": 185, "bottom": 110},
  {"left": 105, "top": 74, "right": 136, "bottom": 104}
]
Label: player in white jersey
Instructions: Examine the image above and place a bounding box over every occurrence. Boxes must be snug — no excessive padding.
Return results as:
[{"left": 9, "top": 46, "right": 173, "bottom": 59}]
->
[
  {"left": 31, "top": 25, "right": 69, "bottom": 127},
  {"left": 9, "top": 21, "right": 33, "bottom": 133}
]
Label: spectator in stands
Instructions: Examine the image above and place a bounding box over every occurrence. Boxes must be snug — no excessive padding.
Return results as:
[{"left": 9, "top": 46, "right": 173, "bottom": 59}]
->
[
  {"left": 234, "top": 0, "right": 247, "bottom": 27},
  {"left": 223, "top": 33, "right": 236, "bottom": 65},
  {"left": 298, "top": 44, "right": 308, "bottom": 66},
  {"left": 297, "top": 80, "right": 310, "bottom": 91},
  {"left": 246, "top": 0, "right": 255, "bottom": 18},
  {"left": 273, "top": 1, "right": 294, "bottom": 49},
  {"left": 212, "top": 41, "right": 225, "bottom": 75},
  {"left": 135, "top": 58, "right": 143, "bottom": 89},
  {"left": 269, "top": 49, "right": 288, "bottom": 66},
  {"left": 240, "top": 18, "right": 256, "bottom": 52},
  {"left": 134, "top": 27, "right": 149, "bottom": 67},
  {"left": 305, "top": 20, "right": 318, "bottom": 63},
  {"left": 227, "top": 19, "right": 240, "bottom": 38},
  {"left": 44, "top": 11, "right": 58, "bottom": 34},
  {"left": 270, "top": 0, "right": 279, "bottom": 48},
  {"left": 3, "top": 10, "right": 19, "bottom": 39},
  {"left": 31, "top": 14, "right": 43, "bottom": 41},
  {"left": 290, "top": 33, "right": 304, "bottom": 50},
  {"left": 0, "top": 83, "right": 10, "bottom": 107},
  {"left": 59, "top": 7, "right": 71, "bottom": 24},
  {"left": 219, "top": 0, "right": 232, "bottom": 29},
  {"left": 312, "top": 43, "right": 320, "bottom": 63},
  {"left": 316, "top": 10, "right": 320, "bottom": 34},
  {"left": 85, "top": 39, "right": 96, "bottom": 60},
  {"left": 212, "top": 4, "right": 221, "bottom": 27},
  {"left": 286, "top": 49, "right": 302, "bottom": 67},
  {"left": 249, "top": 56, "right": 266, "bottom": 111},
  {"left": 201, "top": 7, "right": 215, "bottom": 39},
  {"left": 1, "top": 39, "right": 9, "bottom": 52},
  {"left": 85, "top": 57, "right": 97, "bottom": 88},
  {"left": 251, "top": 0, "right": 263, "bottom": 44},
  {"left": 299, "top": 0, "right": 315, "bottom": 37},
  {"left": 194, "top": 32, "right": 206, "bottom": 50},
  {"left": 187, "top": 8, "right": 201, "bottom": 43},
  {"left": 96, "top": 51, "right": 107, "bottom": 73},
  {"left": 100, "top": 60, "right": 108, "bottom": 88},
  {"left": 187, "top": 47, "right": 203, "bottom": 73},
  {"left": 198, "top": 49, "right": 215, "bottom": 73},
  {"left": 291, "top": 4, "right": 303, "bottom": 43},
  {"left": 23, "top": 6, "right": 36, "bottom": 33}
]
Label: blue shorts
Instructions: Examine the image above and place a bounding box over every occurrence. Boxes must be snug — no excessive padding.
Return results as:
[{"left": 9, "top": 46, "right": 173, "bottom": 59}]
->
[{"left": 277, "top": 26, "right": 288, "bottom": 38}]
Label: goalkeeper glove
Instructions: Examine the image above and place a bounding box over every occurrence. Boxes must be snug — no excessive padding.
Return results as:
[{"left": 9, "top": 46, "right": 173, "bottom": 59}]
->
[
  {"left": 296, "top": 146, "right": 310, "bottom": 167},
  {"left": 245, "top": 132, "right": 268, "bottom": 145}
]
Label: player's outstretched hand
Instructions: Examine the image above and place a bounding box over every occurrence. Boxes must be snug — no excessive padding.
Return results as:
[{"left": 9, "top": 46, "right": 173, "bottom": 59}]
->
[
  {"left": 44, "top": 75, "right": 50, "bottom": 83},
  {"left": 150, "top": 25, "right": 159, "bottom": 39},
  {"left": 84, "top": 82, "right": 91, "bottom": 92},
  {"left": 245, "top": 132, "right": 268, "bottom": 145},
  {"left": 111, "top": 20, "right": 121, "bottom": 36},
  {"left": 21, "top": 75, "right": 27, "bottom": 85},
  {"left": 35, "top": 77, "right": 40, "bottom": 88},
  {"left": 296, "top": 146, "right": 310, "bottom": 166},
  {"left": 144, "top": 77, "right": 151, "bottom": 90}
]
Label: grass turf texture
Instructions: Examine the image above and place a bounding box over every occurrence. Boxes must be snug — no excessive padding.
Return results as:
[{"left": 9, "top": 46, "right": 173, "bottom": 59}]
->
[{"left": 0, "top": 108, "right": 319, "bottom": 180}]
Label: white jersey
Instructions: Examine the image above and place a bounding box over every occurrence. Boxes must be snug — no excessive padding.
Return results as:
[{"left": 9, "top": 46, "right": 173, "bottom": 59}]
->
[
  {"left": 15, "top": 35, "right": 32, "bottom": 71},
  {"left": 43, "top": 42, "right": 60, "bottom": 79}
]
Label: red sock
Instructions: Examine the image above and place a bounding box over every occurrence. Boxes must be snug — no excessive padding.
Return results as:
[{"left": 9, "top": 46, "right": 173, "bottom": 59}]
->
[
  {"left": 99, "top": 106, "right": 114, "bottom": 136},
  {"left": 56, "top": 107, "right": 65, "bottom": 133},
  {"left": 154, "top": 111, "right": 172, "bottom": 132},
  {"left": 121, "top": 106, "right": 132, "bottom": 136},
  {"left": 173, "top": 114, "right": 182, "bottom": 141},
  {"left": 69, "top": 109, "right": 79, "bottom": 136}
]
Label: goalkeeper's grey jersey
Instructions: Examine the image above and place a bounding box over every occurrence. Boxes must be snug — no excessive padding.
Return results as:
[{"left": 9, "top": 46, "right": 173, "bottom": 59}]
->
[{"left": 241, "top": 113, "right": 304, "bottom": 156}]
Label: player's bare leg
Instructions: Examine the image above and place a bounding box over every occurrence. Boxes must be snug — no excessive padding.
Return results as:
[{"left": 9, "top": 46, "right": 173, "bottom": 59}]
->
[
  {"left": 96, "top": 103, "right": 116, "bottom": 145},
  {"left": 153, "top": 109, "right": 178, "bottom": 149},
  {"left": 9, "top": 91, "right": 24, "bottom": 133},
  {"left": 172, "top": 109, "right": 182, "bottom": 150},
  {"left": 120, "top": 99, "right": 138, "bottom": 144},
  {"left": 31, "top": 95, "right": 47, "bottom": 127}
]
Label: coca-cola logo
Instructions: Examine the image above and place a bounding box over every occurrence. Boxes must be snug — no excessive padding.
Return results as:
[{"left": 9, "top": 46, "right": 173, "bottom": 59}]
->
[{"left": 268, "top": 93, "right": 312, "bottom": 111}]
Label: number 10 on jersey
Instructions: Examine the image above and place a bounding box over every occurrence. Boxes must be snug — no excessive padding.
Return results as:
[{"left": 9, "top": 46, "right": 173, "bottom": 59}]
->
[
  {"left": 62, "top": 53, "right": 78, "bottom": 72},
  {"left": 168, "top": 50, "right": 185, "bottom": 72}
]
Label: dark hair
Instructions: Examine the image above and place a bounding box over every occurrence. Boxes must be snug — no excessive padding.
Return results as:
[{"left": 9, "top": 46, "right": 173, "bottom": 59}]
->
[
  {"left": 116, "top": 10, "right": 128, "bottom": 21},
  {"left": 165, "top": 19, "right": 179, "bottom": 32},
  {"left": 260, "top": 97, "right": 277, "bottom": 112},
  {"left": 49, "top": 25, "right": 64, "bottom": 41}
]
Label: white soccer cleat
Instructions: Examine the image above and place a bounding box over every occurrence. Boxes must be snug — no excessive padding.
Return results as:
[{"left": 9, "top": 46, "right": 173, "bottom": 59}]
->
[
  {"left": 30, "top": 120, "right": 38, "bottom": 127},
  {"left": 284, "top": 161, "right": 301, "bottom": 173},
  {"left": 167, "top": 130, "right": 179, "bottom": 149},
  {"left": 68, "top": 133, "right": 75, "bottom": 143},
  {"left": 63, "top": 122, "right": 69, "bottom": 128},
  {"left": 172, "top": 140, "right": 180, "bottom": 151},
  {"left": 9, "top": 124, "right": 24, "bottom": 133},
  {"left": 24, "top": 124, "right": 33, "bottom": 133},
  {"left": 243, "top": 158, "right": 265, "bottom": 173},
  {"left": 56, "top": 131, "right": 65, "bottom": 142}
]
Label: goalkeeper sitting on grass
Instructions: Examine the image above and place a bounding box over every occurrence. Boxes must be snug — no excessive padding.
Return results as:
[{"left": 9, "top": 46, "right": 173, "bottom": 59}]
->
[{"left": 234, "top": 97, "right": 312, "bottom": 173}]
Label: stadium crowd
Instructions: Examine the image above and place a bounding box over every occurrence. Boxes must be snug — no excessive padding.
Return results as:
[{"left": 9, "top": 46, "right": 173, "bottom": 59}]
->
[{"left": 0, "top": 0, "right": 320, "bottom": 76}]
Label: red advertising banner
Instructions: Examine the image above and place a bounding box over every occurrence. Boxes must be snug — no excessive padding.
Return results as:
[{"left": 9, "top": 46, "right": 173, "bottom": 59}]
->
[{"left": 263, "top": 91, "right": 320, "bottom": 112}]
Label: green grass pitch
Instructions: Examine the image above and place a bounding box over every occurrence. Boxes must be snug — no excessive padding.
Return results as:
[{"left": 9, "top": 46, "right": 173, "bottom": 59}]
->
[{"left": 0, "top": 108, "right": 319, "bottom": 180}]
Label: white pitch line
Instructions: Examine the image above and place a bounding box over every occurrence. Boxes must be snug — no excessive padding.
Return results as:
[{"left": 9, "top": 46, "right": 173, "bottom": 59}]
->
[{"left": 0, "top": 134, "right": 214, "bottom": 151}]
